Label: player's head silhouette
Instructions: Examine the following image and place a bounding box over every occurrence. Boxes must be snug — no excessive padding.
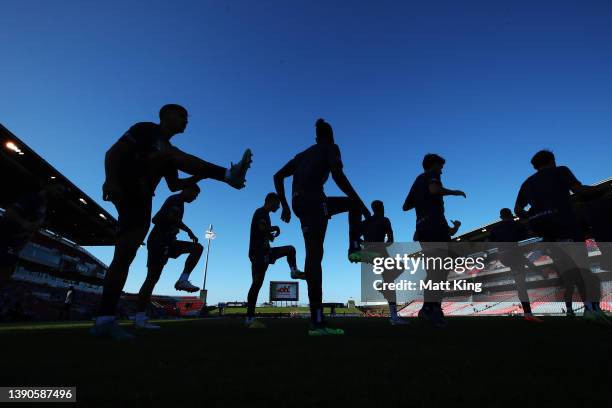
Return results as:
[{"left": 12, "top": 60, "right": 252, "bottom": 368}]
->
[
  {"left": 315, "top": 118, "right": 334, "bottom": 144},
  {"left": 159, "top": 104, "right": 189, "bottom": 135}
]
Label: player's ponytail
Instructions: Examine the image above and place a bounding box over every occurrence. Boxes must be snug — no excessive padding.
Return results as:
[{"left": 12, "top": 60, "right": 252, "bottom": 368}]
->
[{"left": 315, "top": 118, "right": 334, "bottom": 144}]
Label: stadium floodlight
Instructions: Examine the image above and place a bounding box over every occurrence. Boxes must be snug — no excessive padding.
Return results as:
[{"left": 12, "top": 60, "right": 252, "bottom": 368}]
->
[
  {"left": 79, "top": 198, "right": 88, "bottom": 205},
  {"left": 5, "top": 141, "right": 24, "bottom": 155},
  {"left": 50, "top": 176, "right": 56, "bottom": 180},
  {"left": 481, "top": 228, "right": 487, "bottom": 232},
  {"left": 98, "top": 213, "right": 107, "bottom": 220},
  {"left": 200, "top": 224, "right": 216, "bottom": 304}
]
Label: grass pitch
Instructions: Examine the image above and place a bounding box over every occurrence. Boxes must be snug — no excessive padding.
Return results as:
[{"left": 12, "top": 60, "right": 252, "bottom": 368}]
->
[{"left": 1, "top": 316, "right": 611, "bottom": 407}]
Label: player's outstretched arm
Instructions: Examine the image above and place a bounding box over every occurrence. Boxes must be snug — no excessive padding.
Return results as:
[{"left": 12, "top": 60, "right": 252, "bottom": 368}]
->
[
  {"left": 570, "top": 181, "right": 612, "bottom": 198},
  {"left": 274, "top": 159, "right": 296, "bottom": 223},
  {"left": 429, "top": 183, "right": 466, "bottom": 198},
  {"left": 179, "top": 222, "right": 198, "bottom": 243}
]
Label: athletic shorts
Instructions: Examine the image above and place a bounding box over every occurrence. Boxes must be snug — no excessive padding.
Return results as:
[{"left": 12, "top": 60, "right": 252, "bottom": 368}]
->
[
  {"left": 115, "top": 191, "right": 153, "bottom": 235},
  {"left": 249, "top": 247, "right": 284, "bottom": 268},
  {"left": 147, "top": 232, "right": 193, "bottom": 267},
  {"left": 291, "top": 193, "right": 329, "bottom": 237},
  {"left": 528, "top": 211, "right": 582, "bottom": 242},
  {"left": 415, "top": 216, "right": 451, "bottom": 242}
]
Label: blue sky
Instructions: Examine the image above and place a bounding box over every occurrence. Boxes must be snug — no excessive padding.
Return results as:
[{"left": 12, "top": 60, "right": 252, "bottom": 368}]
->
[{"left": 2, "top": 0, "right": 612, "bottom": 304}]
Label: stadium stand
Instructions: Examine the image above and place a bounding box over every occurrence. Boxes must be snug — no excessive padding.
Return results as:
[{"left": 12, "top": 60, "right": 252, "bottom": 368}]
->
[{"left": 1, "top": 125, "right": 203, "bottom": 322}]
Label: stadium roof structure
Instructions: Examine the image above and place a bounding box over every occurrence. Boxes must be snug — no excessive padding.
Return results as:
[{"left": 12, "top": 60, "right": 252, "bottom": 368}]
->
[{"left": 0, "top": 123, "right": 118, "bottom": 246}]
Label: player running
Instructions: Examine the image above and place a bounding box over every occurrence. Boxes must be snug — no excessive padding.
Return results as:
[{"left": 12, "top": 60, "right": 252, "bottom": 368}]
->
[
  {"left": 361, "top": 200, "right": 410, "bottom": 325},
  {"left": 134, "top": 184, "right": 204, "bottom": 329},
  {"left": 246, "top": 193, "right": 305, "bottom": 329},
  {"left": 0, "top": 182, "right": 65, "bottom": 290},
  {"left": 274, "top": 119, "right": 370, "bottom": 336},
  {"left": 514, "top": 150, "right": 610, "bottom": 324},
  {"left": 489, "top": 208, "right": 542, "bottom": 323},
  {"left": 92, "top": 104, "right": 253, "bottom": 340},
  {"left": 402, "top": 153, "right": 466, "bottom": 328}
]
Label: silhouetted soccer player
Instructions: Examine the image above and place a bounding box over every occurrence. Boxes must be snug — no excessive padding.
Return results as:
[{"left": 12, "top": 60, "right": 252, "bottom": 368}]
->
[
  {"left": 578, "top": 189, "right": 612, "bottom": 291},
  {"left": 246, "top": 193, "right": 305, "bottom": 329},
  {"left": 514, "top": 150, "right": 610, "bottom": 324},
  {"left": 134, "top": 184, "right": 203, "bottom": 330},
  {"left": 0, "top": 182, "right": 65, "bottom": 290},
  {"left": 274, "top": 118, "right": 370, "bottom": 336},
  {"left": 361, "top": 200, "right": 410, "bottom": 325},
  {"left": 402, "top": 153, "right": 466, "bottom": 328},
  {"left": 489, "top": 208, "right": 542, "bottom": 323},
  {"left": 93, "top": 104, "right": 253, "bottom": 340}
]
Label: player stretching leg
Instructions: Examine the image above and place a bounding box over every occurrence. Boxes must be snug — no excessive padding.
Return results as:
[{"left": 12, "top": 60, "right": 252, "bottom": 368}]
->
[
  {"left": 514, "top": 150, "right": 610, "bottom": 325},
  {"left": 274, "top": 119, "right": 370, "bottom": 336},
  {"left": 246, "top": 193, "right": 305, "bottom": 329},
  {"left": 403, "top": 154, "right": 466, "bottom": 328},
  {"left": 93, "top": 104, "right": 253, "bottom": 340},
  {"left": 489, "top": 208, "right": 542, "bottom": 323},
  {"left": 579, "top": 190, "right": 612, "bottom": 317},
  {"left": 361, "top": 200, "right": 409, "bottom": 325},
  {"left": 134, "top": 185, "right": 203, "bottom": 329}
]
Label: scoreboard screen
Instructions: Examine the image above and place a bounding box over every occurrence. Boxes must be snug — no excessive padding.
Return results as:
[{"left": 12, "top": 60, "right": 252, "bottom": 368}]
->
[{"left": 269, "top": 281, "right": 299, "bottom": 302}]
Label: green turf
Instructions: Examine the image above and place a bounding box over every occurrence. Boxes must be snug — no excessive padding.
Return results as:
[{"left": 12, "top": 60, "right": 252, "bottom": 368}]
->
[
  {"left": 1, "top": 317, "right": 611, "bottom": 407},
  {"left": 212, "top": 306, "right": 363, "bottom": 315}
]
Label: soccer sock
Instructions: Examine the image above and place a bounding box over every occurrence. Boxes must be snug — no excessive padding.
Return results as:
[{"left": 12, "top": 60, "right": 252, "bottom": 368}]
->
[
  {"left": 316, "top": 308, "right": 323, "bottom": 325},
  {"left": 565, "top": 302, "right": 573, "bottom": 313},
  {"left": 245, "top": 317, "right": 254, "bottom": 324},
  {"left": 389, "top": 303, "right": 398, "bottom": 319},
  {"left": 521, "top": 302, "right": 532, "bottom": 315},
  {"left": 135, "top": 312, "right": 146, "bottom": 323},
  {"left": 95, "top": 316, "right": 115, "bottom": 326},
  {"left": 178, "top": 273, "right": 190, "bottom": 282},
  {"left": 592, "top": 302, "right": 601, "bottom": 312},
  {"left": 584, "top": 302, "right": 593, "bottom": 311}
]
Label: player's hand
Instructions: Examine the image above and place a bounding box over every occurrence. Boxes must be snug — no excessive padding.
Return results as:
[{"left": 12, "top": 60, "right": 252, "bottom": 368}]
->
[
  {"left": 102, "top": 180, "right": 123, "bottom": 203},
  {"left": 453, "top": 190, "right": 467, "bottom": 198},
  {"left": 281, "top": 206, "right": 291, "bottom": 223},
  {"left": 189, "top": 233, "right": 199, "bottom": 244},
  {"left": 271, "top": 226, "right": 281, "bottom": 237},
  {"left": 451, "top": 220, "right": 462, "bottom": 228}
]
